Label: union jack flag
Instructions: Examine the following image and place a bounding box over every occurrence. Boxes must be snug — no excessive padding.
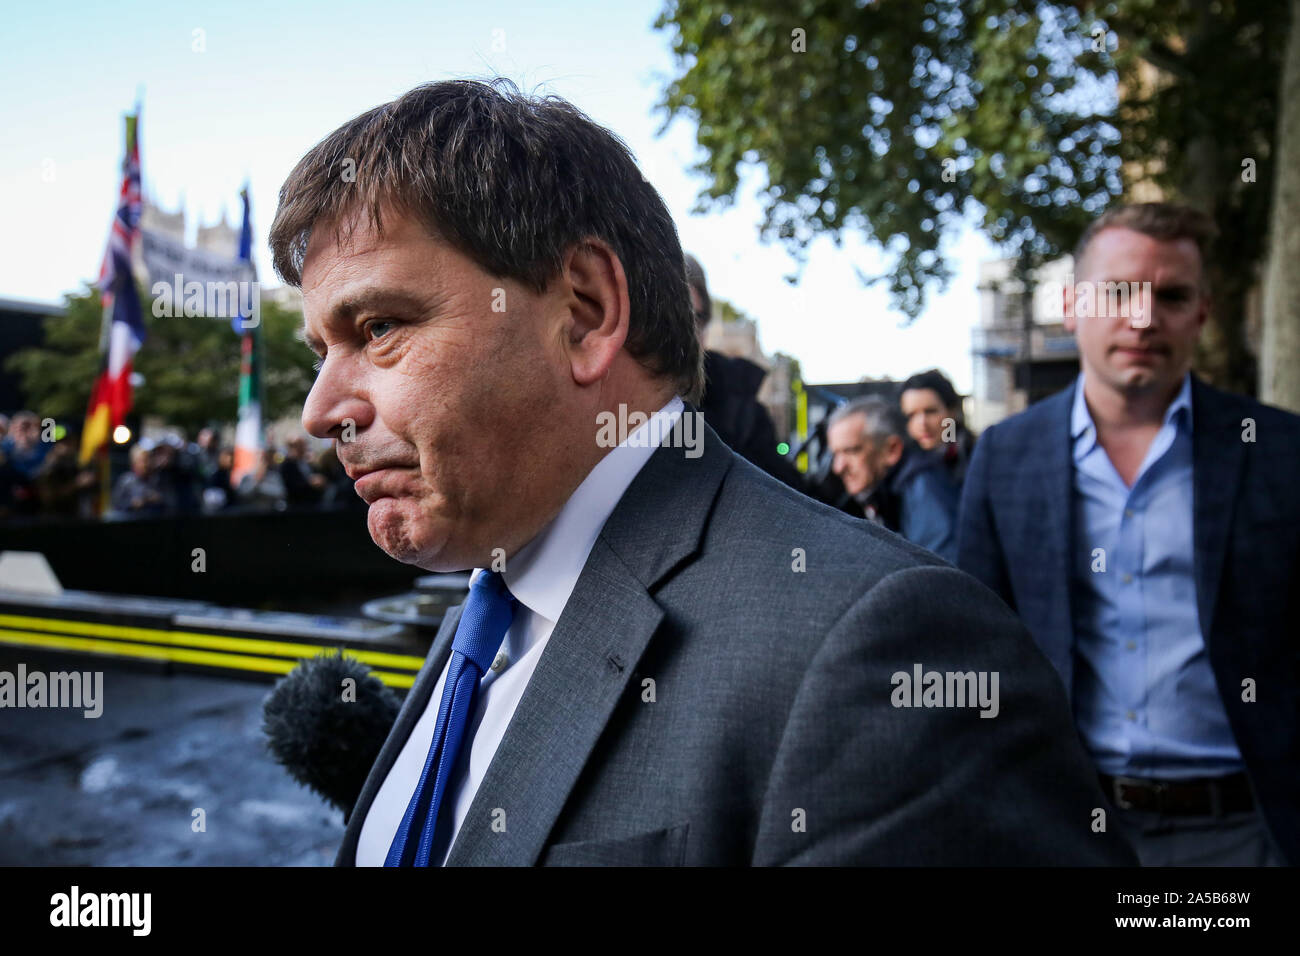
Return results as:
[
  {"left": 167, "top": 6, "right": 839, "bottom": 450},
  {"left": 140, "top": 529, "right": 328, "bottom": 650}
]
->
[{"left": 80, "top": 110, "right": 145, "bottom": 466}]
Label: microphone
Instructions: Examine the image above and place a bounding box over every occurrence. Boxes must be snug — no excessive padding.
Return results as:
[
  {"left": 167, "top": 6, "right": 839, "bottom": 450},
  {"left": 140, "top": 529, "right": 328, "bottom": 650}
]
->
[{"left": 262, "top": 651, "right": 402, "bottom": 821}]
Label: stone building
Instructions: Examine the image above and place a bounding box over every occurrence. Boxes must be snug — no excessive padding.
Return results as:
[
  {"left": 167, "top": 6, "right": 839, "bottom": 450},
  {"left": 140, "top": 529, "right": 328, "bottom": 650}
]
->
[{"left": 969, "top": 255, "right": 1080, "bottom": 434}]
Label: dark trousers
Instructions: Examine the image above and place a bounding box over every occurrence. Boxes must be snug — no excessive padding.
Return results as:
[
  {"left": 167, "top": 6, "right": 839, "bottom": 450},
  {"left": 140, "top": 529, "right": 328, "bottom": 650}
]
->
[{"left": 1111, "top": 806, "right": 1286, "bottom": 866}]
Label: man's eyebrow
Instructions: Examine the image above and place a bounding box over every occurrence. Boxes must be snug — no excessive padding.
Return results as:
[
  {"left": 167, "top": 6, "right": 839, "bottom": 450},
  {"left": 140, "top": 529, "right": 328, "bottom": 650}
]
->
[
  {"left": 298, "top": 287, "right": 444, "bottom": 354},
  {"left": 333, "top": 287, "right": 439, "bottom": 319}
]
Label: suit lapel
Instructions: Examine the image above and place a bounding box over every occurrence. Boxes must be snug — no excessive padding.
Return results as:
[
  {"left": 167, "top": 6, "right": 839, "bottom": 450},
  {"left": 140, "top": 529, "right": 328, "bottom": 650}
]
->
[
  {"left": 444, "top": 548, "right": 664, "bottom": 865},
  {"left": 1021, "top": 385, "right": 1077, "bottom": 692},
  {"left": 1190, "top": 376, "right": 1244, "bottom": 643},
  {"left": 334, "top": 603, "right": 462, "bottom": 865},
  {"left": 445, "top": 415, "right": 734, "bottom": 865}
]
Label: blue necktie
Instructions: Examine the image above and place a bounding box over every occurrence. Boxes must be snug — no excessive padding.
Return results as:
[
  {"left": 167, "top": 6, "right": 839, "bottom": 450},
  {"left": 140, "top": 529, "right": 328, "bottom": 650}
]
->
[{"left": 384, "top": 569, "right": 516, "bottom": 867}]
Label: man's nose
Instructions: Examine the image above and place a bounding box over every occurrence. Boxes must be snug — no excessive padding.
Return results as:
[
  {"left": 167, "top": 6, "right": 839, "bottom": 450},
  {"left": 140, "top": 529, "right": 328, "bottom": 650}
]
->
[
  {"left": 1127, "top": 282, "right": 1160, "bottom": 332},
  {"left": 301, "top": 358, "right": 374, "bottom": 440}
]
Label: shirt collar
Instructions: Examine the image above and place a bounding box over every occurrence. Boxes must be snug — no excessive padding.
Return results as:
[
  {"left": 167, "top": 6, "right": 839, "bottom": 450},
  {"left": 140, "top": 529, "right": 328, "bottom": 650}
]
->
[
  {"left": 1070, "top": 370, "right": 1193, "bottom": 450},
  {"left": 1166, "top": 371, "right": 1194, "bottom": 429},
  {"left": 472, "top": 396, "right": 685, "bottom": 625}
]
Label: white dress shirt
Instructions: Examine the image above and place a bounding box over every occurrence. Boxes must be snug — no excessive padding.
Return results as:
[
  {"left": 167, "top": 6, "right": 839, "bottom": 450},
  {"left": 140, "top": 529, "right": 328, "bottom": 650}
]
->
[{"left": 356, "top": 396, "right": 684, "bottom": 865}]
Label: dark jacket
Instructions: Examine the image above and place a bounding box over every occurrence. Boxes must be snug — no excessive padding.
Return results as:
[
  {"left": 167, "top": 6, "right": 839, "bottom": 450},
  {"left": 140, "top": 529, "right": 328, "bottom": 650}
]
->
[
  {"left": 701, "top": 351, "right": 804, "bottom": 490},
  {"left": 957, "top": 374, "right": 1300, "bottom": 864},
  {"left": 281, "top": 457, "right": 323, "bottom": 507},
  {"left": 111, "top": 471, "right": 166, "bottom": 516},
  {"left": 0, "top": 454, "right": 31, "bottom": 518},
  {"left": 937, "top": 426, "right": 977, "bottom": 489},
  {"left": 840, "top": 444, "right": 959, "bottom": 563}
]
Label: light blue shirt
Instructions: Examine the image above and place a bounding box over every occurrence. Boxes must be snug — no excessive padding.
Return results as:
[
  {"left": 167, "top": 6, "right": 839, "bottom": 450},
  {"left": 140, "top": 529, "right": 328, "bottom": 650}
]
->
[{"left": 1069, "top": 372, "right": 1243, "bottom": 778}]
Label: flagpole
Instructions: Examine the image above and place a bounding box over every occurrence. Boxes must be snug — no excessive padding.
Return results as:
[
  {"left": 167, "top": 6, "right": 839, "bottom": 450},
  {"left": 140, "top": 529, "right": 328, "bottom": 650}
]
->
[
  {"left": 231, "top": 186, "right": 264, "bottom": 489},
  {"left": 97, "top": 444, "right": 111, "bottom": 516}
]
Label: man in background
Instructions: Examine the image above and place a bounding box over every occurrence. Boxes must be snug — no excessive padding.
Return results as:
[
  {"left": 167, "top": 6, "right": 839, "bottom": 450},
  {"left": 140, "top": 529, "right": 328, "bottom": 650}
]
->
[
  {"left": 237, "top": 448, "right": 288, "bottom": 511},
  {"left": 111, "top": 444, "right": 166, "bottom": 516},
  {"left": 684, "top": 254, "right": 803, "bottom": 490},
  {"left": 827, "top": 396, "right": 959, "bottom": 563},
  {"left": 281, "top": 435, "right": 327, "bottom": 507},
  {"left": 958, "top": 202, "right": 1299, "bottom": 865},
  {"left": 0, "top": 411, "right": 50, "bottom": 481}
]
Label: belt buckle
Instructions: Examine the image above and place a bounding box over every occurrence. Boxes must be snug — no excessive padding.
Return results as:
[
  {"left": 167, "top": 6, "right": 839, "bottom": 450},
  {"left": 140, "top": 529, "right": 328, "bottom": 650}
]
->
[
  {"left": 1111, "top": 775, "right": 1163, "bottom": 812},
  {"left": 1147, "top": 778, "right": 1171, "bottom": 813}
]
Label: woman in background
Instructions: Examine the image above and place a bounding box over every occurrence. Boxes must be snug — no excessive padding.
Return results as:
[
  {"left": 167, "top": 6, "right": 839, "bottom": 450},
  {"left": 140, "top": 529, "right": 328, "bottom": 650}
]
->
[{"left": 898, "top": 369, "right": 977, "bottom": 490}]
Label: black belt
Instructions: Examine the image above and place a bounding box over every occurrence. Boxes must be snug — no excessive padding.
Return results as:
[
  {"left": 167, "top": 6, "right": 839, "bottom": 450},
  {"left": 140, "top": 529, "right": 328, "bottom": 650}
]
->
[{"left": 1100, "top": 772, "right": 1254, "bottom": 816}]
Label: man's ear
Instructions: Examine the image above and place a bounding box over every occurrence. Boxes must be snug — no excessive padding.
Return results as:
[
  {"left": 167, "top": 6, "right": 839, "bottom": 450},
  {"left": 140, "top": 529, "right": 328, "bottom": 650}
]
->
[
  {"left": 560, "top": 238, "right": 630, "bottom": 387},
  {"left": 1195, "top": 288, "right": 1211, "bottom": 333},
  {"left": 883, "top": 435, "right": 905, "bottom": 468}
]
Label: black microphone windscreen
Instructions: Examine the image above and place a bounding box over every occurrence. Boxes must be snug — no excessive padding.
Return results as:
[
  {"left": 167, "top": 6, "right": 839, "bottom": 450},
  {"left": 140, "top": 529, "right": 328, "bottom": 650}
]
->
[{"left": 262, "top": 650, "right": 402, "bottom": 820}]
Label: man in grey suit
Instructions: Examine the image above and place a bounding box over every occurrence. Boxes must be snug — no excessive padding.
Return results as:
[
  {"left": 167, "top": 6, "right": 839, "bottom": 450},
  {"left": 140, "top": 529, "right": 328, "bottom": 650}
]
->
[{"left": 270, "top": 79, "right": 1134, "bottom": 866}]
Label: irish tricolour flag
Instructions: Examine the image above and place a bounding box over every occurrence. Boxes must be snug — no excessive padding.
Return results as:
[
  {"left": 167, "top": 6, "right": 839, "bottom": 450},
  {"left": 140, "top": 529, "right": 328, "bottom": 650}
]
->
[{"left": 230, "top": 188, "right": 264, "bottom": 487}]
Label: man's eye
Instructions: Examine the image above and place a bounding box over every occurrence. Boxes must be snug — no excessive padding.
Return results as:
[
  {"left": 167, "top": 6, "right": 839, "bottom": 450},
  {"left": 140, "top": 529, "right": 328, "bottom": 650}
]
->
[
  {"left": 312, "top": 357, "right": 324, "bottom": 373},
  {"left": 365, "top": 319, "right": 396, "bottom": 342}
]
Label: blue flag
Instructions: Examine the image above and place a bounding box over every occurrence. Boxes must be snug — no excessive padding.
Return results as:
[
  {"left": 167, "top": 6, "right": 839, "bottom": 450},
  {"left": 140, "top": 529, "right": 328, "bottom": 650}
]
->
[{"left": 232, "top": 187, "right": 255, "bottom": 334}]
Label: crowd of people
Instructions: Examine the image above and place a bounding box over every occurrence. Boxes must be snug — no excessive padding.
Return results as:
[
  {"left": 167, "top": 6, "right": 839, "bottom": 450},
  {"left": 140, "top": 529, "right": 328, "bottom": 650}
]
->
[
  {"left": 4, "top": 253, "right": 967, "bottom": 529},
  {"left": 0, "top": 416, "right": 364, "bottom": 520},
  {"left": 0, "top": 411, "right": 85, "bottom": 519},
  {"left": 685, "top": 255, "right": 973, "bottom": 564}
]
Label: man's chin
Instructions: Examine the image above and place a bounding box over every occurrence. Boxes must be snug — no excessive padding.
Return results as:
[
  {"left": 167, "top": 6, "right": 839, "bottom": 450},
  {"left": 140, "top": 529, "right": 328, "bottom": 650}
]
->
[
  {"left": 366, "top": 498, "right": 445, "bottom": 568},
  {"left": 1111, "top": 364, "right": 1165, "bottom": 393}
]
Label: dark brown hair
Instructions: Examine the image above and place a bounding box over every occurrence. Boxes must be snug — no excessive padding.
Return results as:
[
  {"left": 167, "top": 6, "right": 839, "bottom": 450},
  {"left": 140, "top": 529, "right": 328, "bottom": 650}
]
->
[
  {"left": 899, "top": 369, "right": 962, "bottom": 417},
  {"left": 683, "top": 253, "right": 711, "bottom": 327},
  {"left": 269, "top": 79, "right": 703, "bottom": 401}
]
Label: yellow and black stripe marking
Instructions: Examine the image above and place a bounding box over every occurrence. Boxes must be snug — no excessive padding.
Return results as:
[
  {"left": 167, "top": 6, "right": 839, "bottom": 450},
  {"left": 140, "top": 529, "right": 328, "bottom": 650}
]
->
[{"left": 0, "top": 613, "right": 425, "bottom": 688}]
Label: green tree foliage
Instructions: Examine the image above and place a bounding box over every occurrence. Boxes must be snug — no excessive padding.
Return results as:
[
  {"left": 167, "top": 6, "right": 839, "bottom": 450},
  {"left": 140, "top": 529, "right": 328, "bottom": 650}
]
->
[
  {"left": 5, "top": 287, "right": 103, "bottom": 425},
  {"left": 1097, "top": 0, "right": 1288, "bottom": 395},
  {"left": 714, "top": 295, "right": 752, "bottom": 323},
  {"left": 5, "top": 286, "right": 317, "bottom": 435},
  {"left": 655, "top": 0, "right": 1289, "bottom": 394}
]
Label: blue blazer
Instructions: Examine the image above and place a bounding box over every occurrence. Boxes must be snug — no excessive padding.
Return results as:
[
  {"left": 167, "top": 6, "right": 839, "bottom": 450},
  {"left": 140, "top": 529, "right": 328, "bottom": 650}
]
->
[{"left": 957, "top": 375, "right": 1300, "bottom": 865}]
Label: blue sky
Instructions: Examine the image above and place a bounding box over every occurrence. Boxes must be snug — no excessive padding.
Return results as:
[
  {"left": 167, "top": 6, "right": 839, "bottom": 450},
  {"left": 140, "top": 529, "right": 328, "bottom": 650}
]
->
[{"left": 0, "top": 0, "right": 996, "bottom": 391}]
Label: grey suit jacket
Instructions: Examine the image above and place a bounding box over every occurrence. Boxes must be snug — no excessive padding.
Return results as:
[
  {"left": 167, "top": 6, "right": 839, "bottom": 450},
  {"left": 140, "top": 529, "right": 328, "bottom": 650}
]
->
[{"left": 336, "top": 420, "right": 1136, "bottom": 866}]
